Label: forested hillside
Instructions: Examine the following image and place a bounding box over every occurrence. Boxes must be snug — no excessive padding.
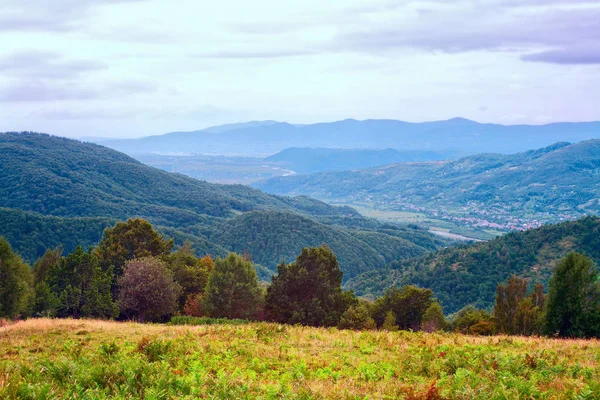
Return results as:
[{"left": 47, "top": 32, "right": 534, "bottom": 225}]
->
[
  {"left": 0, "top": 132, "right": 444, "bottom": 278},
  {"left": 255, "top": 140, "right": 600, "bottom": 225},
  {"left": 0, "top": 208, "right": 229, "bottom": 264},
  {"left": 206, "top": 211, "right": 433, "bottom": 278},
  {"left": 347, "top": 216, "right": 600, "bottom": 312}
]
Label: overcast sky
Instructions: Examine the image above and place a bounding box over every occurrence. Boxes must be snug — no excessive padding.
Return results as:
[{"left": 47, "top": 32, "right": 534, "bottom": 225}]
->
[{"left": 1, "top": 0, "right": 599, "bottom": 138}]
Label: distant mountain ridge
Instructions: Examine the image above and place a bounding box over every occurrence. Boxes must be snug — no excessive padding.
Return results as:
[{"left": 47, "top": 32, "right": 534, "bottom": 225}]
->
[
  {"left": 265, "top": 147, "right": 448, "bottom": 174},
  {"left": 96, "top": 118, "right": 600, "bottom": 156},
  {"left": 0, "top": 131, "right": 447, "bottom": 279}
]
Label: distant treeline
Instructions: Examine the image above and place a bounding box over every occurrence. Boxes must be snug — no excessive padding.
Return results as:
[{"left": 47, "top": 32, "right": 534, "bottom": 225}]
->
[{"left": 2, "top": 218, "right": 599, "bottom": 338}]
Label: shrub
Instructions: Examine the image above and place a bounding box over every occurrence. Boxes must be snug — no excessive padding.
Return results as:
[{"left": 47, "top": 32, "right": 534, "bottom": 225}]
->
[{"left": 338, "top": 303, "right": 376, "bottom": 330}]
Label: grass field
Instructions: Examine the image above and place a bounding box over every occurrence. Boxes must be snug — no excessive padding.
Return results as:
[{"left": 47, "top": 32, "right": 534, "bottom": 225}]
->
[{"left": 1, "top": 319, "right": 600, "bottom": 399}]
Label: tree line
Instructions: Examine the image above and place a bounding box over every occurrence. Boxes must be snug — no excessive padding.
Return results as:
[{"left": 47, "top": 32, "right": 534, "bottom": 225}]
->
[{"left": 1, "top": 218, "right": 599, "bottom": 338}]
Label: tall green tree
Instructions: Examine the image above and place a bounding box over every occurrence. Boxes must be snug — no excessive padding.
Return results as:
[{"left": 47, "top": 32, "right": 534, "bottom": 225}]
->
[
  {"left": 0, "top": 237, "right": 33, "bottom": 318},
  {"left": 32, "top": 247, "right": 62, "bottom": 284},
  {"left": 544, "top": 252, "right": 600, "bottom": 338},
  {"left": 371, "top": 285, "right": 435, "bottom": 330},
  {"left": 265, "top": 246, "right": 355, "bottom": 327},
  {"left": 118, "top": 257, "right": 181, "bottom": 322},
  {"left": 204, "top": 253, "right": 262, "bottom": 319},
  {"left": 421, "top": 302, "right": 447, "bottom": 332},
  {"left": 493, "top": 275, "right": 528, "bottom": 334},
  {"left": 166, "top": 242, "right": 213, "bottom": 310},
  {"left": 45, "top": 246, "right": 118, "bottom": 319},
  {"left": 95, "top": 218, "right": 173, "bottom": 277}
]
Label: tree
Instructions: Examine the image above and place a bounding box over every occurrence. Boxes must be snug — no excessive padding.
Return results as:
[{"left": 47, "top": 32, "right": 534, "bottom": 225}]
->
[
  {"left": 32, "top": 247, "right": 62, "bottom": 284},
  {"left": 95, "top": 218, "right": 173, "bottom": 278},
  {"left": 421, "top": 302, "right": 447, "bottom": 332},
  {"left": 118, "top": 257, "right": 181, "bottom": 322},
  {"left": 544, "top": 253, "right": 600, "bottom": 338},
  {"left": 44, "top": 246, "right": 118, "bottom": 319},
  {"left": 382, "top": 310, "right": 398, "bottom": 331},
  {"left": 0, "top": 237, "right": 33, "bottom": 318},
  {"left": 493, "top": 275, "right": 528, "bottom": 334},
  {"left": 203, "top": 253, "right": 262, "bottom": 319},
  {"left": 166, "top": 242, "right": 213, "bottom": 310},
  {"left": 450, "top": 306, "right": 494, "bottom": 334},
  {"left": 371, "top": 286, "right": 435, "bottom": 330},
  {"left": 338, "top": 302, "right": 376, "bottom": 330},
  {"left": 265, "top": 246, "right": 355, "bottom": 327}
]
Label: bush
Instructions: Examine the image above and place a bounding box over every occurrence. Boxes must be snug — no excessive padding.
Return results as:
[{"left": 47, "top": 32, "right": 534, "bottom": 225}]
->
[
  {"left": 421, "top": 302, "right": 447, "bottom": 332},
  {"left": 470, "top": 320, "right": 496, "bottom": 336},
  {"left": 372, "top": 285, "right": 434, "bottom": 330},
  {"left": 450, "top": 306, "right": 494, "bottom": 334},
  {"left": 338, "top": 303, "right": 376, "bottom": 330}
]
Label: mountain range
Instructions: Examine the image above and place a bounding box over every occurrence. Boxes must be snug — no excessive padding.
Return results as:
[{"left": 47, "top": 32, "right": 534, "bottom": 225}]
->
[
  {"left": 0, "top": 132, "right": 446, "bottom": 280},
  {"left": 96, "top": 118, "right": 600, "bottom": 156},
  {"left": 254, "top": 140, "right": 600, "bottom": 227},
  {"left": 264, "top": 147, "right": 448, "bottom": 174}
]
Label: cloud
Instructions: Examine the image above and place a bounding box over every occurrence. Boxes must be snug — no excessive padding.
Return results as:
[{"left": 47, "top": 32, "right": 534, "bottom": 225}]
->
[
  {"left": 0, "top": 0, "right": 147, "bottom": 32},
  {"left": 194, "top": 49, "right": 322, "bottom": 59},
  {"left": 0, "top": 81, "right": 97, "bottom": 102},
  {"left": 521, "top": 44, "right": 600, "bottom": 64},
  {"left": 332, "top": 1, "right": 600, "bottom": 64},
  {"left": 0, "top": 78, "right": 156, "bottom": 103},
  {"left": 0, "top": 50, "right": 107, "bottom": 80}
]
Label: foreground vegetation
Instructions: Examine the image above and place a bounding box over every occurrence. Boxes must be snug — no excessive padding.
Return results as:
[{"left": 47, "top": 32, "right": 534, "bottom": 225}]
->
[
  {"left": 1, "top": 319, "right": 599, "bottom": 399},
  {"left": 3, "top": 216, "right": 600, "bottom": 339}
]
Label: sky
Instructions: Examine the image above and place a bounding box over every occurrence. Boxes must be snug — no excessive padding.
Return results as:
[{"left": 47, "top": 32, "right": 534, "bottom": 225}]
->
[{"left": 0, "top": 0, "right": 599, "bottom": 138}]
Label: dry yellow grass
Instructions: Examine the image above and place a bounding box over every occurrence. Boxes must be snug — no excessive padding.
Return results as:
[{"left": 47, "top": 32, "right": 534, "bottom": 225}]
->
[{"left": 1, "top": 319, "right": 600, "bottom": 399}]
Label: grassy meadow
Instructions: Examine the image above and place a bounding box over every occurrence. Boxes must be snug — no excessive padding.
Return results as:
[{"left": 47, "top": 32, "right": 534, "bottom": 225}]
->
[{"left": 1, "top": 319, "right": 600, "bottom": 399}]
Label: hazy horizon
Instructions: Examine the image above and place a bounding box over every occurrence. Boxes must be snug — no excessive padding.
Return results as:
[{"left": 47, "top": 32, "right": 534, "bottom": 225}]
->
[{"left": 1, "top": 0, "right": 599, "bottom": 139}]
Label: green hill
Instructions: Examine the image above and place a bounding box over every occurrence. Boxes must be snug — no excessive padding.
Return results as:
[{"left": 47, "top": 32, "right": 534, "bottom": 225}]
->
[
  {"left": 0, "top": 132, "right": 445, "bottom": 279},
  {"left": 254, "top": 140, "right": 600, "bottom": 226},
  {"left": 205, "top": 211, "right": 432, "bottom": 279},
  {"left": 346, "top": 216, "right": 600, "bottom": 313}
]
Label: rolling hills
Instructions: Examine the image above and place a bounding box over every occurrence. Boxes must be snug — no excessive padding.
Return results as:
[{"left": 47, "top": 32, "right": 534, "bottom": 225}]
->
[
  {"left": 346, "top": 216, "right": 600, "bottom": 313},
  {"left": 0, "top": 132, "right": 446, "bottom": 278},
  {"left": 97, "top": 118, "right": 600, "bottom": 156},
  {"left": 255, "top": 140, "right": 600, "bottom": 228}
]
